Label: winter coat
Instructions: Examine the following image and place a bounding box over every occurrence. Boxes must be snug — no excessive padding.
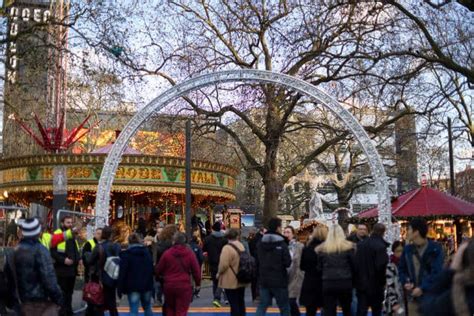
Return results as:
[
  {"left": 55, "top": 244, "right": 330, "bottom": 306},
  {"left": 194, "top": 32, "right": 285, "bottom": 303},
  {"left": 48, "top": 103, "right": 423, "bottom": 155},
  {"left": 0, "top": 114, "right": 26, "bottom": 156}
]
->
[
  {"left": 155, "top": 244, "right": 202, "bottom": 289},
  {"left": 155, "top": 239, "right": 172, "bottom": 265},
  {"left": 317, "top": 247, "right": 355, "bottom": 292},
  {"left": 421, "top": 269, "right": 474, "bottom": 316},
  {"left": 4, "top": 238, "right": 63, "bottom": 306},
  {"left": 87, "top": 240, "right": 121, "bottom": 287},
  {"left": 248, "top": 232, "right": 263, "bottom": 268},
  {"left": 50, "top": 231, "right": 80, "bottom": 278},
  {"left": 189, "top": 241, "right": 204, "bottom": 267},
  {"left": 203, "top": 231, "right": 227, "bottom": 273},
  {"left": 118, "top": 244, "right": 154, "bottom": 296},
  {"left": 355, "top": 235, "right": 389, "bottom": 295},
  {"left": 257, "top": 232, "right": 291, "bottom": 289},
  {"left": 217, "top": 240, "right": 246, "bottom": 289},
  {"left": 384, "top": 261, "right": 405, "bottom": 315},
  {"left": 398, "top": 240, "right": 444, "bottom": 295},
  {"left": 288, "top": 239, "right": 305, "bottom": 299},
  {"left": 299, "top": 238, "right": 324, "bottom": 307}
]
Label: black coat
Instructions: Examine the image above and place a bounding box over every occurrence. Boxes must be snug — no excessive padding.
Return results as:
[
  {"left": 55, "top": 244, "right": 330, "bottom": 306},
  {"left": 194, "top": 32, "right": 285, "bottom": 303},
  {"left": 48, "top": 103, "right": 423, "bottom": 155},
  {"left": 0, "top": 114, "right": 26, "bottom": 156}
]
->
[
  {"left": 155, "top": 240, "right": 173, "bottom": 265},
  {"left": 203, "top": 232, "right": 227, "bottom": 273},
  {"left": 5, "top": 238, "right": 63, "bottom": 306},
  {"left": 299, "top": 238, "right": 324, "bottom": 307},
  {"left": 50, "top": 233, "right": 80, "bottom": 278},
  {"left": 355, "top": 235, "right": 389, "bottom": 295},
  {"left": 422, "top": 269, "right": 474, "bottom": 316},
  {"left": 118, "top": 244, "right": 154, "bottom": 296},
  {"left": 318, "top": 248, "right": 355, "bottom": 292},
  {"left": 257, "top": 232, "right": 291, "bottom": 289}
]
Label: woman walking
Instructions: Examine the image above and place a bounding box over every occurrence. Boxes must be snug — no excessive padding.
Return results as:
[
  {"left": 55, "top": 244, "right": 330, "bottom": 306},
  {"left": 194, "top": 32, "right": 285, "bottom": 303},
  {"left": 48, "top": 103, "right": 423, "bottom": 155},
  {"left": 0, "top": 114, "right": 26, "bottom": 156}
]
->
[
  {"left": 384, "top": 241, "right": 405, "bottom": 315},
  {"left": 87, "top": 226, "right": 121, "bottom": 316},
  {"left": 217, "top": 228, "right": 248, "bottom": 316},
  {"left": 118, "top": 233, "right": 154, "bottom": 316},
  {"left": 300, "top": 225, "right": 328, "bottom": 316},
  {"left": 316, "top": 224, "right": 355, "bottom": 316},
  {"left": 155, "top": 232, "right": 201, "bottom": 316},
  {"left": 283, "top": 226, "right": 304, "bottom": 316}
]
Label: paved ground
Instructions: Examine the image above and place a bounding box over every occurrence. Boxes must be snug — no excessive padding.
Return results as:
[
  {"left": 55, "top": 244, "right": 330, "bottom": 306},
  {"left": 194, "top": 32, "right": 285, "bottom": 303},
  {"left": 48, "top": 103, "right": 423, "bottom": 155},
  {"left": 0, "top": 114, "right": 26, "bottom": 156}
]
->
[{"left": 71, "top": 280, "right": 328, "bottom": 315}]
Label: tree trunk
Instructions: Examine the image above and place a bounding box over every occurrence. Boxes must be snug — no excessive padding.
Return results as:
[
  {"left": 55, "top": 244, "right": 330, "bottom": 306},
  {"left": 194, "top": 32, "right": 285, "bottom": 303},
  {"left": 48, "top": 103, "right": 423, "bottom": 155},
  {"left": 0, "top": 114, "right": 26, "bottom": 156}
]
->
[{"left": 262, "top": 171, "right": 281, "bottom": 226}]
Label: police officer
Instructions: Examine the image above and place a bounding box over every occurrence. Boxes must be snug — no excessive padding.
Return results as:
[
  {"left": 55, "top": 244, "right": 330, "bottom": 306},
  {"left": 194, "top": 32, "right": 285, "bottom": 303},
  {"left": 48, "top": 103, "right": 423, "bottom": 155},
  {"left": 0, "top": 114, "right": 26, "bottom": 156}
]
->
[{"left": 50, "top": 216, "right": 80, "bottom": 316}]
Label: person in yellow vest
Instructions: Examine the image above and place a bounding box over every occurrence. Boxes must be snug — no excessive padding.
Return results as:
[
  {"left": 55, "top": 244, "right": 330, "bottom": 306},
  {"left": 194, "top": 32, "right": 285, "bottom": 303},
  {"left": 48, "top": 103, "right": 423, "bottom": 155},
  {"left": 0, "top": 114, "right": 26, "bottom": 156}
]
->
[
  {"left": 82, "top": 228, "right": 102, "bottom": 283},
  {"left": 50, "top": 216, "right": 80, "bottom": 316},
  {"left": 39, "top": 221, "right": 72, "bottom": 250}
]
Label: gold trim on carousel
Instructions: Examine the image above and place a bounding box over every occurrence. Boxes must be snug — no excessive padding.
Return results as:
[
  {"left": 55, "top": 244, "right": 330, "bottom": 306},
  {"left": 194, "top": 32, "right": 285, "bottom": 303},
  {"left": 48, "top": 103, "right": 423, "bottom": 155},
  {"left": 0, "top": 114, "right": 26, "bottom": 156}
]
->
[
  {"left": 1, "top": 184, "right": 236, "bottom": 200},
  {"left": 0, "top": 154, "right": 239, "bottom": 176}
]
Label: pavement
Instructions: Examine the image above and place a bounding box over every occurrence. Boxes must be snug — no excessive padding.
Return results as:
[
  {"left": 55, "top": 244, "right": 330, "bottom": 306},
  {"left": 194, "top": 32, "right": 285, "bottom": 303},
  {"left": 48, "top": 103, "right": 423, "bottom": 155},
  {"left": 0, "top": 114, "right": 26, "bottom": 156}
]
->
[
  {"left": 71, "top": 280, "right": 323, "bottom": 315},
  {"left": 4, "top": 280, "right": 345, "bottom": 315}
]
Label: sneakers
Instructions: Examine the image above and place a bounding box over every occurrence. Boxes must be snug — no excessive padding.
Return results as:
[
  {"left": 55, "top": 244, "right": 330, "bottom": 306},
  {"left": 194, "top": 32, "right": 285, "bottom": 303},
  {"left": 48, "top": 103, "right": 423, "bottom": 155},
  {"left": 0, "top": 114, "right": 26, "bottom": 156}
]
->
[{"left": 213, "top": 300, "right": 222, "bottom": 308}]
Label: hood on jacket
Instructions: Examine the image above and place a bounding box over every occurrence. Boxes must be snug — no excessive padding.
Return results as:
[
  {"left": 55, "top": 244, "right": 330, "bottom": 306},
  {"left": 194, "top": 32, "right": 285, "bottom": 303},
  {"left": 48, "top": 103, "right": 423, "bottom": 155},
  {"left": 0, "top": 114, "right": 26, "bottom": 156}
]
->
[
  {"left": 168, "top": 244, "right": 192, "bottom": 257},
  {"left": 211, "top": 231, "right": 225, "bottom": 238},
  {"left": 261, "top": 232, "right": 287, "bottom": 251},
  {"left": 262, "top": 232, "right": 285, "bottom": 243},
  {"left": 127, "top": 244, "right": 148, "bottom": 256}
]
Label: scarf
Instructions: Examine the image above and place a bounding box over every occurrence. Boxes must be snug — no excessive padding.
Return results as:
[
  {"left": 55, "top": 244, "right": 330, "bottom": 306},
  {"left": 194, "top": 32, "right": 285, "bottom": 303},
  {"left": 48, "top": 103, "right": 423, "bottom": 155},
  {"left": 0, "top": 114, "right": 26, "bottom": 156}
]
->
[{"left": 390, "top": 254, "right": 400, "bottom": 266}]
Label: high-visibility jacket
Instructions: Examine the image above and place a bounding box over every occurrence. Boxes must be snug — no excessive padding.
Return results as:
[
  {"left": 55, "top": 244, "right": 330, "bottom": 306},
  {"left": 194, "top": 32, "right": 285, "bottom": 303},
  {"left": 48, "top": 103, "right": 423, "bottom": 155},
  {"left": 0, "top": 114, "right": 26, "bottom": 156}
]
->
[
  {"left": 53, "top": 229, "right": 78, "bottom": 253},
  {"left": 40, "top": 232, "right": 52, "bottom": 250},
  {"left": 86, "top": 238, "right": 97, "bottom": 251}
]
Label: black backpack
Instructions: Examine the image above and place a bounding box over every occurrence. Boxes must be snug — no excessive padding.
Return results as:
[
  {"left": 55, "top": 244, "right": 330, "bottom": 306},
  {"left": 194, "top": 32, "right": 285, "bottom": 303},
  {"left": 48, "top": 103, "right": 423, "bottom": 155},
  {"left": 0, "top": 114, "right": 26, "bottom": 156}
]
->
[{"left": 227, "top": 243, "right": 256, "bottom": 284}]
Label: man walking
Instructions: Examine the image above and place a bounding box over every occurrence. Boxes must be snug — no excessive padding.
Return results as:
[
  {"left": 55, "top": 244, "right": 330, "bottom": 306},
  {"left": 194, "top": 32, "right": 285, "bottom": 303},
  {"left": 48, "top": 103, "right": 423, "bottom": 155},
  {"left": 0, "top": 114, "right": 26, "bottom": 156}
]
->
[
  {"left": 256, "top": 217, "right": 292, "bottom": 316},
  {"left": 399, "top": 218, "right": 444, "bottom": 316},
  {"left": 51, "top": 216, "right": 80, "bottom": 316},
  {"left": 348, "top": 223, "right": 369, "bottom": 315},
  {"left": 203, "top": 221, "right": 227, "bottom": 307},
  {"left": 4, "top": 218, "right": 63, "bottom": 314},
  {"left": 355, "top": 223, "right": 389, "bottom": 316}
]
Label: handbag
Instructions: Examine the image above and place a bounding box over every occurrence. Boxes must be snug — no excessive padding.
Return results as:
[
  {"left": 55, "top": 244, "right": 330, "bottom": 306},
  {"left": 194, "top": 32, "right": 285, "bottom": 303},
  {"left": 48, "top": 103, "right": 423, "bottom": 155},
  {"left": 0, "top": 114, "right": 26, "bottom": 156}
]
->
[
  {"left": 82, "top": 281, "right": 104, "bottom": 305},
  {"left": 83, "top": 245, "right": 105, "bottom": 306}
]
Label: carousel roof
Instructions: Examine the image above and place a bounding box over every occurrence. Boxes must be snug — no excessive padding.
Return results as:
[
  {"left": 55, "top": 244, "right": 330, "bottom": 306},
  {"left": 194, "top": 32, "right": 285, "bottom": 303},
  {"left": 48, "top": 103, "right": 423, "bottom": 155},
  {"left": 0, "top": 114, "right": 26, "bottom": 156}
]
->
[
  {"left": 358, "top": 186, "right": 474, "bottom": 219},
  {"left": 91, "top": 143, "right": 142, "bottom": 155}
]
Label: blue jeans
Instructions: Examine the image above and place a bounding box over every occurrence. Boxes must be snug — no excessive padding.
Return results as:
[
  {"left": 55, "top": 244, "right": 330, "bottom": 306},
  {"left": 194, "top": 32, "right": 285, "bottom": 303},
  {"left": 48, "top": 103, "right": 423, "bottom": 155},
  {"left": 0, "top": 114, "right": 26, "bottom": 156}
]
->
[
  {"left": 128, "top": 291, "right": 153, "bottom": 316},
  {"left": 256, "top": 287, "right": 290, "bottom": 316}
]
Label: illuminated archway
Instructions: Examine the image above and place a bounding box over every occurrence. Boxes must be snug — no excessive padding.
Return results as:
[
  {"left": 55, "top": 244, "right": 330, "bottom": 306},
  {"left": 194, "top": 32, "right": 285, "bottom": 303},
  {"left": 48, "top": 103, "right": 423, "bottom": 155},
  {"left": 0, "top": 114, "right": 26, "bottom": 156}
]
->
[{"left": 95, "top": 70, "right": 392, "bottom": 233}]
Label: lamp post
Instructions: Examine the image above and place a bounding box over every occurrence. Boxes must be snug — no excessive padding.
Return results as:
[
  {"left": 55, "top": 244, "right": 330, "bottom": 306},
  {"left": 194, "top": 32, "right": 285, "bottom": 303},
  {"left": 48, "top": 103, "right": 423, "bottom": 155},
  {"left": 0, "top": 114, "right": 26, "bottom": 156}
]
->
[{"left": 185, "top": 120, "right": 192, "bottom": 241}]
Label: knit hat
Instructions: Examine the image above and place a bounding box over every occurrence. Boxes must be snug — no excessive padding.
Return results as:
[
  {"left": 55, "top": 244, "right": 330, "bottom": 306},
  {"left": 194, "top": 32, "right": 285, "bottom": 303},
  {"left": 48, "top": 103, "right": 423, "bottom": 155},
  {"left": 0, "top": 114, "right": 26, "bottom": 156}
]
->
[
  {"left": 19, "top": 218, "right": 42, "bottom": 237},
  {"left": 212, "top": 221, "right": 222, "bottom": 232}
]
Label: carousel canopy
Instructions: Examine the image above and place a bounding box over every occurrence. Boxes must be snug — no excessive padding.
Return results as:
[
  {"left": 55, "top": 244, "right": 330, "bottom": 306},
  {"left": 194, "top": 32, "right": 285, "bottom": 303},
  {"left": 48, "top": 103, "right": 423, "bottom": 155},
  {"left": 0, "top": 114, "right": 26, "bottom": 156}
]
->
[{"left": 358, "top": 186, "right": 474, "bottom": 219}]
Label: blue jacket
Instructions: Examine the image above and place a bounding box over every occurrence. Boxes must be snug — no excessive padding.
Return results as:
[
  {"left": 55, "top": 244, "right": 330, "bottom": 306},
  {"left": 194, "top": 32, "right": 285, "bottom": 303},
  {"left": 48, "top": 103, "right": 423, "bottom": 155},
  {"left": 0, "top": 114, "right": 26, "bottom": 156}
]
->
[
  {"left": 4, "top": 238, "right": 63, "bottom": 306},
  {"left": 398, "top": 240, "right": 444, "bottom": 294},
  {"left": 118, "top": 244, "right": 154, "bottom": 295}
]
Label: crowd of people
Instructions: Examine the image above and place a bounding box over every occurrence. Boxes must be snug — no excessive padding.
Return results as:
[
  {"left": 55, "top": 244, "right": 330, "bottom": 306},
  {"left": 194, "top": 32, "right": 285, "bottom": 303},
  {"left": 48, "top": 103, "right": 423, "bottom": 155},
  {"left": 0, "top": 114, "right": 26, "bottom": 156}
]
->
[{"left": 0, "top": 214, "right": 473, "bottom": 316}]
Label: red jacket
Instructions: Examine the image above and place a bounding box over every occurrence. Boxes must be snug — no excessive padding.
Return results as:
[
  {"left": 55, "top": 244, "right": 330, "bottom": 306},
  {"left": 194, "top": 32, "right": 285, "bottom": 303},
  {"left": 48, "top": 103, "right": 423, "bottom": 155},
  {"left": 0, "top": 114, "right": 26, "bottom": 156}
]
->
[{"left": 155, "top": 244, "right": 201, "bottom": 288}]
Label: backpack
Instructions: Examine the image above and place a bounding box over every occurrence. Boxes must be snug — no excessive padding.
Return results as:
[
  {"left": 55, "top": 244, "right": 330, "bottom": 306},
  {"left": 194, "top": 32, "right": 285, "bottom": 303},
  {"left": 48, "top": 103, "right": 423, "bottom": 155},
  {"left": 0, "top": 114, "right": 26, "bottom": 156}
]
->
[
  {"left": 227, "top": 243, "right": 256, "bottom": 284},
  {"left": 101, "top": 244, "right": 120, "bottom": 281}
]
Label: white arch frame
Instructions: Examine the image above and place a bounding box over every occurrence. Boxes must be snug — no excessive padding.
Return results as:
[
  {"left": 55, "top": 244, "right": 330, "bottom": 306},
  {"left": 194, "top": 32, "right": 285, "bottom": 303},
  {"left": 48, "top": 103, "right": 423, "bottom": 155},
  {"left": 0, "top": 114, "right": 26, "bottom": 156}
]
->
[{"left": 94, "top": 70, "right": 391, "bottom": 231}]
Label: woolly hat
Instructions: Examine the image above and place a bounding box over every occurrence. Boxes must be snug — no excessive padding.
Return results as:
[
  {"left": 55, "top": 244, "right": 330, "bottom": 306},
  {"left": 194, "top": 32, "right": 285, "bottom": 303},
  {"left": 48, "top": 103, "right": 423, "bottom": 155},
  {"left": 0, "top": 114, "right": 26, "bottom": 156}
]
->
[
  {"left": 19, "top": 218, "right": 42, "bottom": 237},
  {"left": 212, "top": 221, "right": 222, "bottom": 232}
]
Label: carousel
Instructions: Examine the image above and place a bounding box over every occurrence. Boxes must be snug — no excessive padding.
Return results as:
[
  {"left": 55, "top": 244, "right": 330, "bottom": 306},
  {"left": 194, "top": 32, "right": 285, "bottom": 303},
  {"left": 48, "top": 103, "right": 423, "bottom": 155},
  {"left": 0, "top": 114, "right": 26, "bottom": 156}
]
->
[{"left": 0, "top": 128, "right": 238, "bottom": 234}]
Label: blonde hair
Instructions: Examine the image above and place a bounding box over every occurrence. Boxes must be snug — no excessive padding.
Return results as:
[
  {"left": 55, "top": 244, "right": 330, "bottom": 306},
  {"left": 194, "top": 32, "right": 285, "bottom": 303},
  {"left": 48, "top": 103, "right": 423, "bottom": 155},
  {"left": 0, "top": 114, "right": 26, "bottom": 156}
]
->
[
  {"left": 310, "top": 225, "right": 328, "bottom": 244},
  {"left": 317, "top": 224, "right": 353, "bottom": 254}
]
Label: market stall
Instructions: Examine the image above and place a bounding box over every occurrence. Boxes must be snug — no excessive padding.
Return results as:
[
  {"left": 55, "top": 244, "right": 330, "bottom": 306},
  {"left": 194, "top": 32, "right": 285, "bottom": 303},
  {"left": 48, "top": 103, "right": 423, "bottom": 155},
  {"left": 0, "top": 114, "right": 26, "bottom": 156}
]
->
[{"left": 355, "top": 184, "right": 474, "bottom": 255}]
